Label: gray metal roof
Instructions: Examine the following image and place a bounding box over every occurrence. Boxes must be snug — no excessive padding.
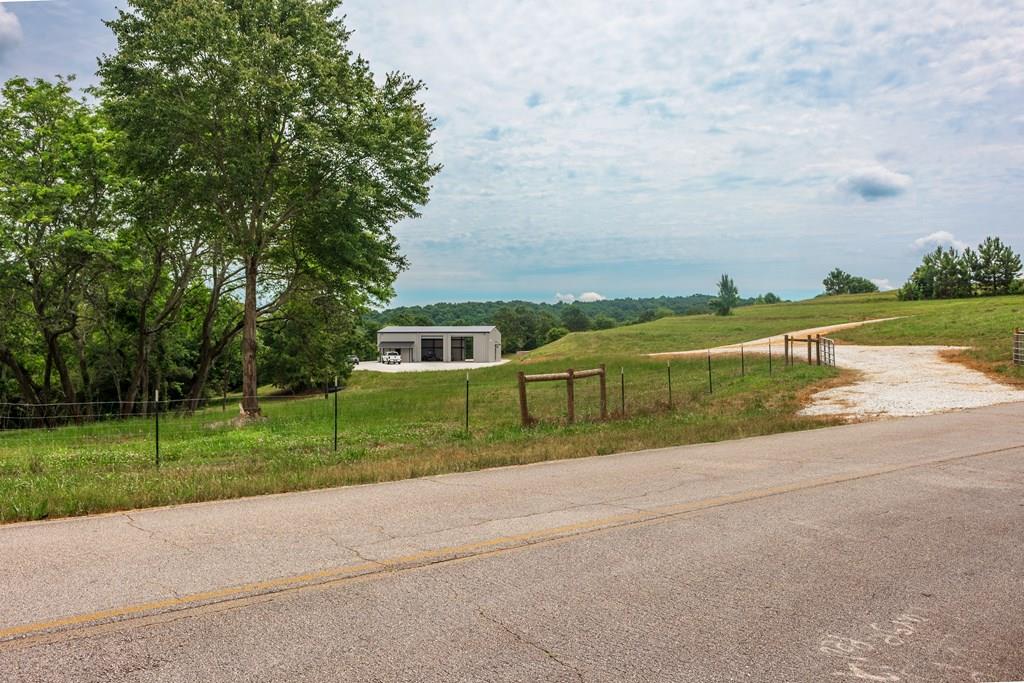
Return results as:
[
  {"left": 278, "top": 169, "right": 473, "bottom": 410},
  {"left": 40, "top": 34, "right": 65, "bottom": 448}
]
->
[{"left": 378, "top": 325, "right": 497, "bottom": 334}]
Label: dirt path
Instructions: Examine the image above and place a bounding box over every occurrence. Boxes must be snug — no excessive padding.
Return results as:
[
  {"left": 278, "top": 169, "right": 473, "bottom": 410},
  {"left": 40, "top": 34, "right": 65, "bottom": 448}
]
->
[{"left": 647, "top": 318, "right": 1024, "bottom": 419}]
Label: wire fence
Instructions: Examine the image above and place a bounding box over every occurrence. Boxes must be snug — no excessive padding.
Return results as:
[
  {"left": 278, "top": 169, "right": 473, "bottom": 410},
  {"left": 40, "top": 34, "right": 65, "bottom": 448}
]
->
[{"left": 0, "top": 347, "right": 821, "bottom": 469}]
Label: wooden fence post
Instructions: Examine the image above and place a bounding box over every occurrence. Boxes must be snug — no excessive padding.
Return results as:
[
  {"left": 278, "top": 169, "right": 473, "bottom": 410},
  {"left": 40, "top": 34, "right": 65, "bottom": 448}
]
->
[
  {"left": 566, "top": 368, "right": 575, "bottom": 424},
  {"left": 815, "top": 334, "right": 821, "bottom": 366},
  {"left": 599, "top": 364, "right": 608, "bottom": 419},
  {"left": 784, "top": 335, "right": 790, "bottom": 366},
  {"left": 806, "top": 337, "right": 812, "bottom": 364},
  {"left": 517, "top": 371, "right": 529, "bottom": 427}
]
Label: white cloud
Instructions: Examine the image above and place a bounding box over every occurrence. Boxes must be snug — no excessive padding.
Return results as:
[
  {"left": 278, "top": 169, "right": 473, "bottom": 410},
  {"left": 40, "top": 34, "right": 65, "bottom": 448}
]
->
[
  {"left": 554, "top": 292, "right": 576, "bottom": 303},
  {"left": 837, "top": 166, "right": 912, "bottom": 201},
  {"left": 870, "top": 278, "right": 896, "bottom": 291},
  {"left": 339, "top": 0, "right": 1024, "bottom": 305},
  {"left": 912, "top": 231, "right": 968, "bottom": 251},
  {"left": 0, "top": 6, "right": 22, "bottom": 57},
  {"left": 578, "top": 291, "right": 607, "bottom": 302}
]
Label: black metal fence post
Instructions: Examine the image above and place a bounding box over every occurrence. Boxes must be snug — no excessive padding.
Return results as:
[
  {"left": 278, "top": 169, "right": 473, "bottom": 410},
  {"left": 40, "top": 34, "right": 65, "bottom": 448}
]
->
[
  {"left": 620, "top": 367, "right": 625, "bottom": 415},
  {"left": 768, "top": 340, "right": 773, "bottom": 375},
  {"left": 464, "top": 372, "right": 470, "bottom": 434},
  {"left": 707, "top": 351, "right": 713, "bottom": 394},
  {"left": 741, "top": 345, "right": 745, "bottom": 376},
  {"left": 154, "top": 389, "right": 161, "bottom": 468},
  {"left": 333, "top": 376, "right": 338, "bottom": 452},
  {"left": 667, "top": 361, "right": 673, "bottom": 408}
]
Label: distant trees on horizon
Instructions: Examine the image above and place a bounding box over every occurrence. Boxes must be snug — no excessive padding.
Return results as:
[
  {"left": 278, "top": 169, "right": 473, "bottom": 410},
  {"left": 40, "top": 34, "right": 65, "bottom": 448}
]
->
[
  {"left": 899, "top": 236, "right": 1022, "bottom": 300},
  {"left": 823, "top": 269, "right": 880, "bottom": 295}
]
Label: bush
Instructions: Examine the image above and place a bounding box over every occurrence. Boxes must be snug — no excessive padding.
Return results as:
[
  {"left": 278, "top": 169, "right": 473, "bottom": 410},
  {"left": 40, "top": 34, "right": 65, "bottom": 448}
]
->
[{"left": 545, "top": 326, "right": 570, "bottom": 345}]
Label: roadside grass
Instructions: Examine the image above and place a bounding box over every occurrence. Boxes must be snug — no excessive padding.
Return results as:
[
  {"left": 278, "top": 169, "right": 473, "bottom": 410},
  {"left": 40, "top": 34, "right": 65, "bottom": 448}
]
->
[
  {"left": 2, "top": 292, "right": 1020, "bottom": 522},
  {"left": 0, "top": 354, "right": 837, "bottom": 522}
]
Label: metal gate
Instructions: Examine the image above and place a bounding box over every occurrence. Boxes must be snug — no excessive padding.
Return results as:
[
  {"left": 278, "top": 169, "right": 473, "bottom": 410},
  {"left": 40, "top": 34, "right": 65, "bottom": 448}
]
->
[
  {"left": 1014, "top": 328, "right": 1024, "bottom": 366},
  {"left": 820, "top": 337, "right": 836, "bottom": 367},
  {"left": 783, "top": 334, "right": 836, "bottom": 367}
]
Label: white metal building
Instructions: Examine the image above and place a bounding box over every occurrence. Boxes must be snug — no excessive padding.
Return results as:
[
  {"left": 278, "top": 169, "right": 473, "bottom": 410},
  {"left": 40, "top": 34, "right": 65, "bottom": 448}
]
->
[{"left": 376, "top": 326, "right": 503, "bottom": 363}]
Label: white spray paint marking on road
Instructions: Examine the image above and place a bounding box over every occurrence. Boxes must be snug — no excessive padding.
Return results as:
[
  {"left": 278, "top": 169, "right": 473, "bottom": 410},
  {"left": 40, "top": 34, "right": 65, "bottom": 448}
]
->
[
  {"left": 820, "top": 612, "right": 927, "bottom": 681},
  {"left": 819, "top": 611, "right": 992, "bottom": 682}
]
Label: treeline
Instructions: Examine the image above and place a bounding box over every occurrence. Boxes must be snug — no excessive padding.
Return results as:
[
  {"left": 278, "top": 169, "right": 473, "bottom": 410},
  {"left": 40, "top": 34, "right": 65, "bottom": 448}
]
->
[
  {"left": 0, "top": 2, "right": 437, "bottom": 414},
  {"left": 364, "top": 292, "right": 784, "bottom": 353},
  {"left": 899, "top": 236, "right": 1022, "bottom": 300}
]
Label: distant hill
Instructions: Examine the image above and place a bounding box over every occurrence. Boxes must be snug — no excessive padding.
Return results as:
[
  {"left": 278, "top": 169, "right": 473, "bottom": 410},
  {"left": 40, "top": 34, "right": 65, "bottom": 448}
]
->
[
  {"left": 368, "top": 294, "right": 741, "bottom": 327},
  {"left": 360, "top": 294, "right": 767, "bottom": 354}
]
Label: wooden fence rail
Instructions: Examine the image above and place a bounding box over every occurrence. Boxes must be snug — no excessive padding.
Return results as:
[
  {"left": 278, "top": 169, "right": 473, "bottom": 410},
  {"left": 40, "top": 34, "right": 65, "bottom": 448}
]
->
[
  {"left": 783, "top": 334, "right": 836, "bottom": 368},
  {"left": 518, "top": 365, "right": 607, "bottom": 427}
]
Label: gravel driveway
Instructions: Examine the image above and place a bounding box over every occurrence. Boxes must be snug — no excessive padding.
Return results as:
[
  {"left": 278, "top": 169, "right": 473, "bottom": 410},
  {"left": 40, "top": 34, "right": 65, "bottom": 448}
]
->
[
  {"left": 800, "top": 345, "right": 1024, "bottom": 419},
  {"left": 648, "top": 318, "right": 1024, "bottom": 419}
]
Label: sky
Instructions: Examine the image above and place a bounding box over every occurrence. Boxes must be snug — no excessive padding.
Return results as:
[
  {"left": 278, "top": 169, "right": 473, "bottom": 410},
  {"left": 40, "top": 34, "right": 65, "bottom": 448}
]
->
[{"left": 1, "top": 1, "right": 1022, "bottom": 306}]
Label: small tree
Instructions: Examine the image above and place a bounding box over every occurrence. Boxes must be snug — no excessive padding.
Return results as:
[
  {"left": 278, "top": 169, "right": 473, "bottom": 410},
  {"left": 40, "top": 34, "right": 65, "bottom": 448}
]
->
[
  {"left": 823, "top": 268, "right": 879, "bottom": 295},
  {"left": 544, "top": 326, "right": 570, "bottom": 345},
  {"left": 900, "top": 246, "right": 971, "bottom": 300},
  {"left": 560, "top": 305, "right": 591, "bottom": 332},
  {"left": 709, "top": 274, "right": 739, "bottom": 316},
  {"left": 970, "top": 236, "right": 1022, "bottom": 295},
  {"left": 637, "top": 309, "right": 658, "bottom": 323},
  {"left": 592, "top": 314, "right": 616, "bottom": 330}
]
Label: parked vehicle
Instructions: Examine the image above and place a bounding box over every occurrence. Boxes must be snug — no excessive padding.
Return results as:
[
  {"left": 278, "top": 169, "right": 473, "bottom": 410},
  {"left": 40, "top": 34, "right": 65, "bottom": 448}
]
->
[
  {"left": 381, "top": 351, "right": 402, "bottom": 365},
  {"left": 347, "top": 355, "right": 360, "bottom": 366}
]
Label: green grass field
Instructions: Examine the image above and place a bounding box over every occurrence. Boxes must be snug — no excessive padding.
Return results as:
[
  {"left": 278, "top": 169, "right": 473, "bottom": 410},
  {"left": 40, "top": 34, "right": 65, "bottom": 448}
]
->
[
  {"left": 531, "top": 292, "right": 1024, "bottom": 383},
  {"left": 1, "top": 292, "right": 1020, "bottom": 522}
]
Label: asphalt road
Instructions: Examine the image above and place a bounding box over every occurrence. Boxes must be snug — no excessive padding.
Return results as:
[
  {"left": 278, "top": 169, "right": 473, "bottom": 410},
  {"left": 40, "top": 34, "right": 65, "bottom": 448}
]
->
[{"left": 2, "top": 403, "right": 1023, "bottom": 682}]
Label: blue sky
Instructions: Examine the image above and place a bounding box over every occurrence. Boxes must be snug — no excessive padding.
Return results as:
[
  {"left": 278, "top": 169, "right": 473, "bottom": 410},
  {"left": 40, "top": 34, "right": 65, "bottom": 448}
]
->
[{"left": 2, "top": 1, "right": 1022, "bottom": 306}]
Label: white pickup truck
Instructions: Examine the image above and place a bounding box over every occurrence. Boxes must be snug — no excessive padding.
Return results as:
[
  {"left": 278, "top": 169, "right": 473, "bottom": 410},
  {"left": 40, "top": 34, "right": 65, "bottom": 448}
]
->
[{"left": 381, "top": 351, "right": 402, "bottom": 365}]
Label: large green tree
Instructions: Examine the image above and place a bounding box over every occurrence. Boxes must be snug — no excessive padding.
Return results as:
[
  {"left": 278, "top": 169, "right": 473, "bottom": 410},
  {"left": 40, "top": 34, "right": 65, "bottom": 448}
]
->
[
  {"left": 0, "top": 77, "right": 115, "bottom": 413},
  {"left": 99, "top": 0, "right": 439, "bottom": 416},
  {"left": 966, "top": 236, "right": 1022, "bottom": 295}
]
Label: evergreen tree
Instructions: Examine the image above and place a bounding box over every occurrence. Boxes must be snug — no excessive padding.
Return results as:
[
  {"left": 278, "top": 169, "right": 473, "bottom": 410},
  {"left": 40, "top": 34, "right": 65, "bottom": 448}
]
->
[{"left": 709, "top": 274, "right": 739, "bottom": 316}]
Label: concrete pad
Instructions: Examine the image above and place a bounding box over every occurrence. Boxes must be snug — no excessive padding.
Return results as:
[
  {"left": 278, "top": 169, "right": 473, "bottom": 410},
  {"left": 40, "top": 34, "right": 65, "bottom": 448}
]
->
[{"left": 353, "top": 359, "right": 509, "bottom": 373}]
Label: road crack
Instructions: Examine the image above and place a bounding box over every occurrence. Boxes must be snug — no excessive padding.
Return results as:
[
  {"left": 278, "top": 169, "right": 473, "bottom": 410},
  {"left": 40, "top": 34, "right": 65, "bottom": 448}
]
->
[
  {"left": 478, "top": 609, "right": 584, "bottom": 682},
  {"left": 121, "top": 514, "right": 193, "bottom": 554}
]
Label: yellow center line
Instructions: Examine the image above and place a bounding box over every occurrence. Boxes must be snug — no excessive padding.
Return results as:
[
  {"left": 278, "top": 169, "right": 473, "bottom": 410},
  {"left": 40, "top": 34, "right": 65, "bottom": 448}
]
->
[{"left": 1, "top": 443, "right": 1019, "bottom": 646}]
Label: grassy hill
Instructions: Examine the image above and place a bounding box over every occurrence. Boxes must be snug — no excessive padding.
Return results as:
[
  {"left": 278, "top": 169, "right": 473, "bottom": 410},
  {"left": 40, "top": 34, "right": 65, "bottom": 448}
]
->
[
  {"left": 528, "top": 292, "right": 1024, "bottom": 383},
  {"left": 2, "top": 292, "right": 1021, "bottom": 522}
]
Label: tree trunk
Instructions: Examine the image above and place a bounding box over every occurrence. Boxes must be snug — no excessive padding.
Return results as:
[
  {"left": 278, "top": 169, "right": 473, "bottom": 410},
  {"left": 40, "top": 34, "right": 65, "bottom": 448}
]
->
[
  {"left": 141, "top": 362, "right": 149, "bottom": 418},
  {"left": 46, "top": 333, "right": 79, "bottom": 418},
  {"left": 183, "top": 269, "right": 243, "bottom": 412},
  {"left": 122, "top": 329, "right": 150, "bottom": 416},
  {"left": 72, "top": 329, "right": 93, "bottom": 418},
  {"left": 241, "top": 255, "right": 260, "bottom": 416},
  {"left": 0, "top": 348, "right": 43, "bottom": 406}
]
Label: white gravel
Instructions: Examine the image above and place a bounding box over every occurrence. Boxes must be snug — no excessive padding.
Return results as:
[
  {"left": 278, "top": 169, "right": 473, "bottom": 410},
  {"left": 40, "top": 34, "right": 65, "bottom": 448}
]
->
[
  {"left": 800, "top": 345, "right": 1024, "bottom": 420},
  {"left": 353, "top": 359, "right": 508, "bottom": 373}
]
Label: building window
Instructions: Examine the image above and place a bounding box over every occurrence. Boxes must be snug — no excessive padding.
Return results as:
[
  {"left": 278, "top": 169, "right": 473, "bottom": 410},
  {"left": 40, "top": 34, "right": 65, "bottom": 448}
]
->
[
  {"left": 451, "top": 337, "right": 474, "bottom": 361},
  {"left": 421, "top": 337, "right": 443, "bottom": 362}
]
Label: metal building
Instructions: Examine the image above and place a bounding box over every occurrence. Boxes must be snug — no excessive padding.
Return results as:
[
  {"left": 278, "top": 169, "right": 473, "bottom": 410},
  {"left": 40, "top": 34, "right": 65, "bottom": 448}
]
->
[{"left": 376, "top": 326, "right": 503, "bottom": 363}]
